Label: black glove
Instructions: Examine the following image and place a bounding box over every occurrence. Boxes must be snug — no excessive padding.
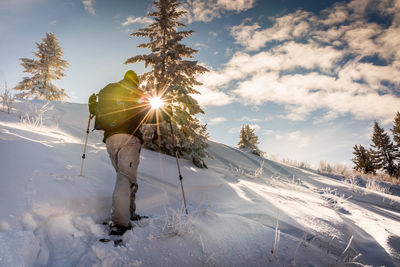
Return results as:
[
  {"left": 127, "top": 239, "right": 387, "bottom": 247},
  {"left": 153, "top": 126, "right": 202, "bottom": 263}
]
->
[{"left": 88, "top": 93, "right": 98, "bottom": 115}]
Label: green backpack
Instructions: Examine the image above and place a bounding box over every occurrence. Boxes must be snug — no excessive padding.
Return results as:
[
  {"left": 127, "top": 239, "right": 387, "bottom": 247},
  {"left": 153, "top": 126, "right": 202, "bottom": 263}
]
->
[{"left": 89, "top": 70, "right": 144, "bottom": 131}]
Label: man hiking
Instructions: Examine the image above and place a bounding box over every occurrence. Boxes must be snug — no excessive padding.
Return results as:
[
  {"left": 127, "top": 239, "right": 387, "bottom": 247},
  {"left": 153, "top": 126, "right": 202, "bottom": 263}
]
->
[{"left": 89, "top": 70, "right": 170, "bottom": 235}]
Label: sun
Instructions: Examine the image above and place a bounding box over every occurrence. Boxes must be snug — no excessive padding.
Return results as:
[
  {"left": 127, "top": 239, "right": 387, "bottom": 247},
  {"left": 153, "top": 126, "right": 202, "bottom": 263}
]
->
[{"left": 149, "top": 96, "right": 164, "bottom": 110}]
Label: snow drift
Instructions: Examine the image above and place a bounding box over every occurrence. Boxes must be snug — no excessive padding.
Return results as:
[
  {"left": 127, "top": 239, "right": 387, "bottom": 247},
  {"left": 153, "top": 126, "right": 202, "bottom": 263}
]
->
[{"left": 0, "top": 100, "right": 399, "bottom": 266}]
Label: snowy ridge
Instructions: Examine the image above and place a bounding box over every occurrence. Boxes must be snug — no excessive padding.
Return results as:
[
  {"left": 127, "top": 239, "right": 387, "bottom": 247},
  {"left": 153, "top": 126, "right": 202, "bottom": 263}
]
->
[{"left": 0, "top": 100, "right": 399, "bottom": 266}]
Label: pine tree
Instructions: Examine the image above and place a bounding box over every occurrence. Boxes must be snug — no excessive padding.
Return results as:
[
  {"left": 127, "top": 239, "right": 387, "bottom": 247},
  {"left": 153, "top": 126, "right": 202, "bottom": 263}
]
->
[
  {"left": 14, "top": 32, "right": 69, "bottom": 100},
  {"left": 238, "top": 125, "right": 259, "bottom": 150},
  {"left": 390, "top": 112, "right": 400, "bottom": 177},
  {"left": 391, "top": 112, "right": 400, "bottom": 150},
  {"left": 125, "top": 0, "right": 209, "bottom": 168},
  {"left": 352, "top": 144, "right": 375, "bottom": 174},
  {"left": 370, "top": 121, "right": 397, "bottom": 176}
]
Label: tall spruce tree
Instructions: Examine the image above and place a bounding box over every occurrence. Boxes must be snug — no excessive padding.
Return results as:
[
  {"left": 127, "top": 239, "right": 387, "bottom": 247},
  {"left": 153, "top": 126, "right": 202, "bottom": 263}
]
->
[
  {"left": 14, "top": 33, "right": 69, "bottom": 100},
  {"left": 370, "top": 121, "right": 397, "bottom": 176},
  {"left": 238, "top": 125, "right": 259, "bottom": 150},
  {"left": 352, "top": 144, "right": 375, "bottom": 174},
  {"left": 125, "top": 0, "right": 209, "bottom": 168}
]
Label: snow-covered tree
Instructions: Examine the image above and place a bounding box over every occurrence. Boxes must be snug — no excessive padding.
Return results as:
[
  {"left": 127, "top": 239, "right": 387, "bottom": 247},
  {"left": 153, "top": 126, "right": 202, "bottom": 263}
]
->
[
  {"left": 370, "top": 121, "right": 397, "bottom": 176},
  {"left": 174, "top": 118, "right": 210, "bottom": 168},
  {"left": 390, "top": 112, "right": 400, "bottom": 176},
  {"left": 391, "top": 112, "right": 400, "bottom": 151},
  {"left": 1, "top": 81, "right": 14, "bottom": 114},
  {"left": 352, "top": 144, "right": 375, "bottom": 174},
  {"left": 238, "top": 125, "right": 260, "bottom": 150},
  {"left": 14, "top": 32, "right": 69, "bottom": 100},
  {"left": 125, "top": 0, "right": 209, "bottom": 168}
]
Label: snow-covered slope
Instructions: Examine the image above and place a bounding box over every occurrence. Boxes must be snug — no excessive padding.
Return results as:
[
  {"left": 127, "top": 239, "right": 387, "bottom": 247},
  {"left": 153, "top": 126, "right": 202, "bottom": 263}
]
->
[{"left": 0, "top": 100, "right": 399, "bottom": 266}]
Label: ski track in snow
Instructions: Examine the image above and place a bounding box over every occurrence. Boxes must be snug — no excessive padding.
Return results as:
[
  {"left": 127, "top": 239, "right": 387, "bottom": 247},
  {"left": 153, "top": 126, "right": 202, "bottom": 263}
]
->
[{"left": 0, "top": 100, "right": 399, "bottom": 266}]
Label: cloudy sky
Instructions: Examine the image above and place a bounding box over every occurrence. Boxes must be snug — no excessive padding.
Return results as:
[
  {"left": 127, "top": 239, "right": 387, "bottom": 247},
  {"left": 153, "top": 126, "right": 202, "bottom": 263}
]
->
[{"left": 1, "top": 0, "right": 400, "bottom": 166}]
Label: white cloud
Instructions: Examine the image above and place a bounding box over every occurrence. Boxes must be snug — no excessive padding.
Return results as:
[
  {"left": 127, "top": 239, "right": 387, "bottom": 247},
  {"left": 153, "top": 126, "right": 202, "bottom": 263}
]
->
[
  {"left": 228, "top": 123, "right": 260, "bottom": 135},
  {"left": 287, "top": 131, "right": 311, "bottom": 148},
  {"left": 217, "top": 0, "right": 254, "bottom": 11},
  {"left": 230, "top": 10, "right": 313, "bottom": 51},
  {"left": 347, "top": 0, "right": 371, "bottom": 17},
  {"left": 198, "top": 0, "right": 400, "bottom": 123},
  {"left": 82, "top": 0, "right": 95, "bottom": 15},
  {"left": 376, "top": 26, "right": 400, "bottom": 60},
  {"left": 195, "top": 42, "right": 209, "bottom": 48},
  {"left": 208, "top": 117, "right": 227, "bottom": 125},
  {"left": 342, "top": 23, "right": 382, "bottom": 56},
  {"left": 230, "top": 22, "right": 262, "bottom": 51},
  {"left": 264, "top": 129, "right": 279, "bottom": 135},
  {"left": 192, "top": 66, "right": 235, "bottom": 107},
  {"left": 228, "top": 126, "right": 241, "bottom": 134},
  {"left": 250, "top": 124, "right": 261, "bottom": 132},
  {"left": 182, "top": 0, "right": 255, "bottom": 23},
  {"left": 230, "top": 0, "right": 400, "bottom": 55},
  {"left": 378, "top": 0, "right": 400, "bottom": 24},
  {"left": 237, "top": 116, "right": 262, "bottom": 122},
  {"left": 122, "top": 16, "right": 153, "bottom": 27},
  {"left": 233, "top": 71, "right": 400, "bottom": 122},
  {"left": 272, "top": 42, "right": 343, "bottom": 72},
  {"left": 264, "top": 129, "right": 310, "bottom": 147},
  {"left": 321, "top": 2, "right": 349, "bottom": 25},
  {"left": 338, "top": 62, "right": 400, "bottom": 89},
  {"left": 191, "top": 85, "right": 234, "bottom": 107},
  {"left": 211, "top": 41, "right": 343, "bottom": 78},
  {"left": 264, "top": 115, "right": 274, "bottom": 121},
  {"left": 287, "top": 130, "right": 301, "bottom": 141}
]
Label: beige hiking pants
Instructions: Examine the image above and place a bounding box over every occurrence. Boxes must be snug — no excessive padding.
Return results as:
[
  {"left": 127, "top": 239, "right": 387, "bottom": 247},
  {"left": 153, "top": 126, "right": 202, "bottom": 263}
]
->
[{"left": 106, "top": 133, "right": 141, "bottom": 227}]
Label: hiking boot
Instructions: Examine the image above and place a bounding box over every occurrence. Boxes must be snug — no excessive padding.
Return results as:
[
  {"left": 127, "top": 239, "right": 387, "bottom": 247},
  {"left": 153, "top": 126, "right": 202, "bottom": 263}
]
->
[
  {"left": 109, "top": 223, "right": 132, "bottom": 236},
  {"left": 130, "top": 214, "right": 149, "bottom": 221}
]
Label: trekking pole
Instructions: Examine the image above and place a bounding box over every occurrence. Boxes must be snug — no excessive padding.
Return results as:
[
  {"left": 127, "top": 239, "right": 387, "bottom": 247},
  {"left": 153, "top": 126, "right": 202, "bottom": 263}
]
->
[
  {"left": 80, "top": 114, "right": 93, "bottom": 176},
  {"left": 169, "top": 121, "right": 188, "bottom": 214}
]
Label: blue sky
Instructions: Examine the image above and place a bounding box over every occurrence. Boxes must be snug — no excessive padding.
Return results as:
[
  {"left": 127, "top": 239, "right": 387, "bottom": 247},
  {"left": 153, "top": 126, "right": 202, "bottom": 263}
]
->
[{"left": 1, "top": 0, "right": 400, "bottom": 166}]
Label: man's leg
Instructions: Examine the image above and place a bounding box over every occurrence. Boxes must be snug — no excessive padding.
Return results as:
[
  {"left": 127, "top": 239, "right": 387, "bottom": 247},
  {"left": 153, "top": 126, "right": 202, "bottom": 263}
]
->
[
  {"left": 111, "top": 172, "right": 132, "bottom": 227},
  {"left": 106, "top": 134, "right": 141, "bottom": 227},
  {"left": 129, "top": 182, "right": 138, "bottom": 217}
]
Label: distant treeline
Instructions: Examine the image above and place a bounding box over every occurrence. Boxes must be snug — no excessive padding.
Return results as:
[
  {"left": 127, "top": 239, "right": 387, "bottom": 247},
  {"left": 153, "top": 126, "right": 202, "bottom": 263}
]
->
[{"left": 353, "top": 112, "right": 400, "bottom": 180}]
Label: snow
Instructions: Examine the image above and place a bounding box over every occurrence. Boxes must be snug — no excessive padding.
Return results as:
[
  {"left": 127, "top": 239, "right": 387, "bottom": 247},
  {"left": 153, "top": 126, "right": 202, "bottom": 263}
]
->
[
  {"left": 0, "top": 99, "right": 399, "bottom": 266},
  {"left": 20, "top": 213, "right": 37, "bottom": 231},
  {"left": 0, "top": 222, "right": 10, "bottom": 232}
]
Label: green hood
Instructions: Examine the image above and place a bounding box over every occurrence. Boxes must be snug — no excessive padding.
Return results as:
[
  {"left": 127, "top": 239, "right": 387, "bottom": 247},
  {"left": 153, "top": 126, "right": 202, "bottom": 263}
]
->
[{"left": 120, "top": 70, "right": 139, "bottom": 88}]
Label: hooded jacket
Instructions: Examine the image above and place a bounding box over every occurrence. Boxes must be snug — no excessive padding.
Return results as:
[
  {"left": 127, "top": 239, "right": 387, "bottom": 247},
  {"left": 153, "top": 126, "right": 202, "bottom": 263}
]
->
[
  {"left": 102, "top": 71, "right": 147, "bottom": 143},
  {"left": 100, "top": 70, "right": 170, "bottom": 143}
]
